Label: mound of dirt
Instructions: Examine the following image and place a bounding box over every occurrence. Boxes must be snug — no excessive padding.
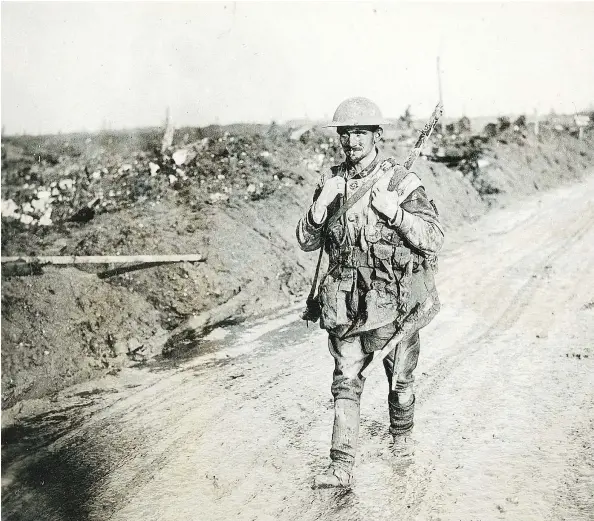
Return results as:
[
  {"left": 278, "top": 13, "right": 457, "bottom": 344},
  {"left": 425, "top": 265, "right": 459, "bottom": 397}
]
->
[
  {"left": 2, "top": 121, "right": 593, "bottom": 407},
  {"left": 1, "top": 268, "right": 165, "bottom": 406}
]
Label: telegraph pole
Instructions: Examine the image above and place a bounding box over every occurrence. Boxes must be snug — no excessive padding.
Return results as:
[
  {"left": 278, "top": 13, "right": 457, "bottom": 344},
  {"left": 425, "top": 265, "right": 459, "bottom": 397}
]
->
[{"left": 437, "top": 56, "right": 443, "bottom": 107}]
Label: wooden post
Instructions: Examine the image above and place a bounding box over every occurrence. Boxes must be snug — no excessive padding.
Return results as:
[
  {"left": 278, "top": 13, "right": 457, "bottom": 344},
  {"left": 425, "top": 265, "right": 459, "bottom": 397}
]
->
[
  {"left": 1, "top": 254, "right": 205, "bottom": 265},
  {"left": 437, "top": 56, "right": 443, "bottom": 107},
  {"left": 161, "top": 107, "right": 174, "bottom": 153}
]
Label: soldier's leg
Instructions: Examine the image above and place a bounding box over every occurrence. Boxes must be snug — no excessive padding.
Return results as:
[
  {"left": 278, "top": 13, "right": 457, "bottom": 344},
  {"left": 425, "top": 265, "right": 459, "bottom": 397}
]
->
[
  {"left": 382, "top": 331, "right": 420, "bottom": 452},
  {"left": 313, "top": 333, "right": 371, "bottom": 489}
]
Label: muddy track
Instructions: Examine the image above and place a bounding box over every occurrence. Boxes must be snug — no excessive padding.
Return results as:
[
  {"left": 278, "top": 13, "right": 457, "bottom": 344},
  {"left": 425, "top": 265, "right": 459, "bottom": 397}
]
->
[
  {"left": 381, "top": 205, "right": 594, "bottom": 520},
  {"left": 2, "top": 176, "right": 594, "bottom": 521}
]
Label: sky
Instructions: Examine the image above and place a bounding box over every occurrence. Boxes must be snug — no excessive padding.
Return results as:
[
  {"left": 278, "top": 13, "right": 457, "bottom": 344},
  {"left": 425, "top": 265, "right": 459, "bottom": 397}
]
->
[{"left": 2, "top": 1, "right": 594, "bottom": 135}]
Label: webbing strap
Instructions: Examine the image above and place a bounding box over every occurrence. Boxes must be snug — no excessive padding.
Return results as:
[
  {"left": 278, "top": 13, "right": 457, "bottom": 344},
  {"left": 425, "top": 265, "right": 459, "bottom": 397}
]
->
[
  {"left": 327, "top": 159, "right": 413, "bottom": 229},
  {"left": 307, "top": 228, "right": 326, "bottom": 301},
  {"left": 327, "top": 160, "right": 393, "bottom": 229}
]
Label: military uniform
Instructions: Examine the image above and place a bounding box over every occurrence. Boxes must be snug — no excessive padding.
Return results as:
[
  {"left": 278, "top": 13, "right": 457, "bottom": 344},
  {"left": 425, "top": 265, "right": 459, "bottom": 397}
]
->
[{"left": 297, "top": 147, "right": 444, "bottom": 484}]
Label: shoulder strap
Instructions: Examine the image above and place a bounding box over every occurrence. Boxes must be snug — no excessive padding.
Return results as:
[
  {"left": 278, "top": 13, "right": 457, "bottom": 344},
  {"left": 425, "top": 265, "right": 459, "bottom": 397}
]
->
[{"left": 395, "top": 172, "right": 423, "bottom": 201}]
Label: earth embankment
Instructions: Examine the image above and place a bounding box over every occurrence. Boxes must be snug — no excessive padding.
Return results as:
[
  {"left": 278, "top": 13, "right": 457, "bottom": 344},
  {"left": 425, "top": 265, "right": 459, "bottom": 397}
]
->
[{"left": 1, "top": 122, "right": 593, "bottom": 406}]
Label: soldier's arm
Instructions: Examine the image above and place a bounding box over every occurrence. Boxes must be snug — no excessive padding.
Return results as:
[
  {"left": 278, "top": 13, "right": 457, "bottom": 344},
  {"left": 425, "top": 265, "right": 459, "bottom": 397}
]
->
[
  {"left": 391, "top": 186, "right": 444, "bottom": 256},
  {"left": 296, "top": 185, "right": 325, "bottom": 252}
]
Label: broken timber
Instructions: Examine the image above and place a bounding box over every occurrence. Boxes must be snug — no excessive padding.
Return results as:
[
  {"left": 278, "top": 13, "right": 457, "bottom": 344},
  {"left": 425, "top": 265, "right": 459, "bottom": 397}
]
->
[{"left": 1, "top": 254, "right": 205, "bottom": 265}]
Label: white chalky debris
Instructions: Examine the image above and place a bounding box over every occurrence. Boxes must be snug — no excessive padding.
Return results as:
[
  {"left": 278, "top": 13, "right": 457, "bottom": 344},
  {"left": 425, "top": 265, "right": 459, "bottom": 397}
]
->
[
  {"left": 172, "top": 149, "right": 188, "bottom": 166},
  {"left": 209, "top": 192, "right": 229, "bottom": 203},
  {"left": 58, "top": 178, "right": 74, "bottom": 191},
  {"left": 149, "top": 162, "right": 160, "bottom": 176},
  {"left": 31, "top": 199, "right": 48, "bottom": 212},
  {"left": 1, "top": 199, "right": 19, "bottom": 218},
  {"left": 39, "top": 208, "right": 53, "bottom": 226}
]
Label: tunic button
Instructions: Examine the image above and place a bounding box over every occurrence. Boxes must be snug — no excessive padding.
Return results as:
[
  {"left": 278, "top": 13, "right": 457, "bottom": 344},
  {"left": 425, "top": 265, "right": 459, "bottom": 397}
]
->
[
  {"left": 348, "top": 214, "right": 356, "bottom": 222},
  {"left": 349, "top": 181, "right": 358, "bottom": 190}
]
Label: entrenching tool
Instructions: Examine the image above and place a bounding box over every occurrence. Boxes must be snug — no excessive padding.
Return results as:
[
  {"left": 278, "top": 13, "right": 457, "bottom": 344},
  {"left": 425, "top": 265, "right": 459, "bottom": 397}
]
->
[
  {"left": 364, "top": 102, "right": 443, "bottom": 383},
  {"left": 360, "top": 290, "right": 440, "bottom": 387}
]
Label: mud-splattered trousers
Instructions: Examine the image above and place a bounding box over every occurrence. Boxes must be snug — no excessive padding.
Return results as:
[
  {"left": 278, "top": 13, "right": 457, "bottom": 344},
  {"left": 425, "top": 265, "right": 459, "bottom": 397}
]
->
[
  {"left": 329, "top": 325, "right": 420, "bottom": 470},
  {"left": 296, "top": 153, "right": 444, "bottom": 472}
]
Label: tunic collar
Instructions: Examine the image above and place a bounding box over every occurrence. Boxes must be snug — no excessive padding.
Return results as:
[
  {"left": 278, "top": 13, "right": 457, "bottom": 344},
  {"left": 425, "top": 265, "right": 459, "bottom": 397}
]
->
[{"left": 344, "top": 147, "right": 383, "bottom": 180}]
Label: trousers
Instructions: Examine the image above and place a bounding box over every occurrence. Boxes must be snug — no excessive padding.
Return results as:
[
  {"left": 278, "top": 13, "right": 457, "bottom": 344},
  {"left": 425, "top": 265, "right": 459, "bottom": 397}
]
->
[{"left": 327, "top": 322, "right": 420, "bottom": 469}]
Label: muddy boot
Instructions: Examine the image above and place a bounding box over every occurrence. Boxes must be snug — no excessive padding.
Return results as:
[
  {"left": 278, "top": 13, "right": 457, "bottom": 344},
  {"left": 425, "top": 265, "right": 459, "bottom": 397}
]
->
[
  {"left": 313, "top": 397, "right": 359, "bottom": 489},
  {"left": 312, "top": 463, "right": 352, "bottom": 489},
  {"left": 388, "top": 394, "right": 415, "bottom": 456},
  {"left": 391, "top": 433, "right": 416, "bottom": 457}
]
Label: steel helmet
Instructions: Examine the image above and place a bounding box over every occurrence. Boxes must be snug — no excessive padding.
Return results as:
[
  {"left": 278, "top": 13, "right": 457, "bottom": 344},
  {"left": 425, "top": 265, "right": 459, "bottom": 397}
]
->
[{"left": 325, "top": 97, "right": 393, "bottom": 128}]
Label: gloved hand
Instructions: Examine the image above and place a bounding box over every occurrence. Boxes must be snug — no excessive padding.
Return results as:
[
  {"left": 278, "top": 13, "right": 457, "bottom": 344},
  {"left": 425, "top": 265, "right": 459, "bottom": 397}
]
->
[
  {"left": 311, "top": 176, "right": 346, "bottom": 224},
  {"left": 370, "top": 173, "right": 403, "bottom": 223}
]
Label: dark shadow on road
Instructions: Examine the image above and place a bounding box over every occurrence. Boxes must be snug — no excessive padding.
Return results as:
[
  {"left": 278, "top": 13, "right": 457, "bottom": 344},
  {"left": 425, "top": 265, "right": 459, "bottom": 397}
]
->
[{"left": 1, "top": 403, "right": 105, "bottom": 521}]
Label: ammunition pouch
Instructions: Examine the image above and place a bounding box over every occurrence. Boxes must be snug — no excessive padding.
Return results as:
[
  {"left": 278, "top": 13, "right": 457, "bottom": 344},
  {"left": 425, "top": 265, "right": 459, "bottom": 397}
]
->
[
  {"left": 329, "top": 243, "right": 424, "bottom": 273},
  {"left": 379, "top": 224, "right": 402, "bottom": 245},
  {"left": 334, "top": 246, "right": 369, "bottom": 269},
  {"left": 320, "top": 231, "right": 437, "bottom": 333}
]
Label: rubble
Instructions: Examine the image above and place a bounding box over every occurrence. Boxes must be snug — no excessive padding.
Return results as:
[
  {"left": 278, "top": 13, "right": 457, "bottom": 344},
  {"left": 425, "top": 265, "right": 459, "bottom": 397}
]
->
[{"left": 1, "top": 124, "right": 343, "bottom": 233}]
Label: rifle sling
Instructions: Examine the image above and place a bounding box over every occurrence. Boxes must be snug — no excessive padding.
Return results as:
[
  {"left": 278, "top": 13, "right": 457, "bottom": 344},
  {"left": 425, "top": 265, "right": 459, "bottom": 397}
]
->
[
  {"left": 307, "top": 227, "right": 326, "bottom": 300},
  {"left": 326, "top": 163, "right": 387, "bottom": 229},
  {"left": 327, "top": 160, "right": 410, "bottom": 229}
]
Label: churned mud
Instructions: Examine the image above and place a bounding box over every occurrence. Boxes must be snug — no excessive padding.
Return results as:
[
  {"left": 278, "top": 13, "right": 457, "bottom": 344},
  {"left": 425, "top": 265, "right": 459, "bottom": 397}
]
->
[{"left": 2, "top": 174, "right": 593, "bottom": 521}]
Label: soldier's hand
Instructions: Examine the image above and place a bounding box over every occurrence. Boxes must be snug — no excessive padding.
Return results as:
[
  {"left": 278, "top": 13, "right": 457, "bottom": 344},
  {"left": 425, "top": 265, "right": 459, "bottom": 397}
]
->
[
  {"left": 311, "top": 176, "right": 346, "bottom": 224},
  {"left": 371, "top": 174, "right": 402, "bottom": 222},
  {"left": 387, "top": 164, "right": 409, "bottom": 191}
]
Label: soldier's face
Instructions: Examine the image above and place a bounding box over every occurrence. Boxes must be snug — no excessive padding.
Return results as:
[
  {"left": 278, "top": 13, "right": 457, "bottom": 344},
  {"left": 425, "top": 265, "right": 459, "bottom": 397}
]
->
[{"left": 338, "top": 127, "right": 380, "bottom": 164}]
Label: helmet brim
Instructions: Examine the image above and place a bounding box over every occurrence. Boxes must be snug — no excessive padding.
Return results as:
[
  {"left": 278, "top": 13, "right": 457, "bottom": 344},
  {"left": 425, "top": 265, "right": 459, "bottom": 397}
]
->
[{"left": 323, "top": 118, "right": 396, "bottom": 128}]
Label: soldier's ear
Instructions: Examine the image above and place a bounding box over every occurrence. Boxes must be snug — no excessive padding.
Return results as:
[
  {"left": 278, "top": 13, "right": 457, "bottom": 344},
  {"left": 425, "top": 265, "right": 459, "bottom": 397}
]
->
[{"left": 374, "top": 128, "right": 383, "bottom": 143}]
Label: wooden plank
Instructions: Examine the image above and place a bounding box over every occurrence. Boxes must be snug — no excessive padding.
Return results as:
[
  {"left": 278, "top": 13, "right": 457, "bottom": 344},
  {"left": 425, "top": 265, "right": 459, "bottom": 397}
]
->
[{"left": 1, "top": 254, "right": 205, "bottom": 265}]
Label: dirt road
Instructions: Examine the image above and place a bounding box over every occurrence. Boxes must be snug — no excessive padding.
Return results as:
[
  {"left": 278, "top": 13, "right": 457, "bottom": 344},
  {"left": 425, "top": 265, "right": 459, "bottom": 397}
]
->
[{"left": 3, "top": 175, "right": 594, "bottom": 521}]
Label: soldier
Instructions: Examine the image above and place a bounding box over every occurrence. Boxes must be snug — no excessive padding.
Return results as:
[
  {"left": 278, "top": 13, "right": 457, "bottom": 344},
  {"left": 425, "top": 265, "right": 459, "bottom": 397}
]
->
[{"left": 296, "top": 97, "right": 444, "bottom": 489}]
